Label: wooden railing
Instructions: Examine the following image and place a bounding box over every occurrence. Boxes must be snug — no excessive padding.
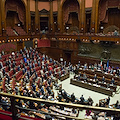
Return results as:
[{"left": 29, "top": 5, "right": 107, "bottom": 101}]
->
[
  {"left": 50, "top": 34, "right": 120, "bottom": 43},
  {"left": 0, "top": 34, "right": 120, "bottom": 43},
  {"left": 0, "top": 92, "right": 120, "bottom": 120}
]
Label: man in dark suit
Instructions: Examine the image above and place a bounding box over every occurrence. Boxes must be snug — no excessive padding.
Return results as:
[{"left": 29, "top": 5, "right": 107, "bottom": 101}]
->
[
  {"left": 94, "top": 74, "right": 97, "bottom": 81},
  {"left": 106, "top": 96, "right": 110, "bottom": 106},
  {"left": 102, "top": 76, "right": 105, "bottom": 83},
  {"left": 3, "top": 68, "right": 5, "bottom": 76},
  {"left": 12, "top": 61, "right": 15, "bottom": 68},
  {"left": 27, "top": 72, "right": 30, "bottom": 79},
  {"left": 78, "top": 72, "right": 81, "bottom": 81},
  {"left": 6, "top": 74, "right": 10, "bottom": 84},
  {"left": 80, "top": 95, "right": 85, "bottom": 104},
  {"left": 111, "top": 77, "right": 115, "bottom": 84},
  {"left": 22, "top": 69, "right": 25, "bottom": 75},
  {"left": 83, "top": 72, "right": 87, "bottom": 82},
  {"left": 88, "top": 96, "right": 93, "bottom": 106},
  {"left": 71, "top": 93, "right": 75, "bottom": 103},
  {"left": 18, "top": 65, "right": 20, "bottom": 71},
  {"left": 0, "top": 62, "right": 3, "bottom": 69}
]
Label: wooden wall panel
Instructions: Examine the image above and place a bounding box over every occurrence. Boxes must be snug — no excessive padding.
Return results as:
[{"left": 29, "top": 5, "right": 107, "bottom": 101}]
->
[
  {"left": 38, "top": 47, "right": 63, "bottom": 62},
  {"left": 37, "top": 46, "right": 120, "bottom": 67}
]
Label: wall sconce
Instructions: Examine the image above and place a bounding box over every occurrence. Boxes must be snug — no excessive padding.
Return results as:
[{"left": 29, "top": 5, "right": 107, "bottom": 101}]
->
[
  {"left": 100, "top": 26, "right": 104, "bottom": 30},
  {"left": 117, "top": 41, "right": 119, "bottom": 44},
  {"left": 81, "top": 28, "right": 83, "bottom": 30},
  {"left": 66, "top": 27, "right": 69, "bottom": 30},
  {"left": 94, "top": 40, "right": 96, "bottom": 42}
]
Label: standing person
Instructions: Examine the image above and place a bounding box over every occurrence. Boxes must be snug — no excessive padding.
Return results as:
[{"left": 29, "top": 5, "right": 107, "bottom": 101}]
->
[
  {"left": 71, "top": 93, "right": 75, "bottom": 103},
  {"left": 94, "top": 74, "right": 97, "bottom": 81},
  {"left": 106, "top": 96, "right": 110, "bottom": 106},
  {"left": 78, "top": 60, "right": 80, "bottom": 66}
]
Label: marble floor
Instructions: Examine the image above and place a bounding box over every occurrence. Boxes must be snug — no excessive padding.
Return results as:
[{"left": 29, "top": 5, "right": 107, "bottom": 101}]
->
[{"left": 53, "top": 73, "right": 120, "bottom": 119}]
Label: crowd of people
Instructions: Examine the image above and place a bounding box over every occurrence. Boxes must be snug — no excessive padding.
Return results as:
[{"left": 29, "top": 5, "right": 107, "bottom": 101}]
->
[
  {"left": 0, "top": 47, "right": 80, "bottom": 119},
  {"left": 0, "top": 47, "right": 120, "bottom": 119},
  {"left": 59, "top": 29, "right": 119, "bottom": 37}
]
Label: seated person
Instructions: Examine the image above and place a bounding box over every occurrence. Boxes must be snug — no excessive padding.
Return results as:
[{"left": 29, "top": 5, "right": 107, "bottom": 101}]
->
[
  {"left": 107, "top": 82, "right": 110, "bottom": 89},
  {"left": 96, "top": 79, "right": 99, "bottom": 85},
  {"left": 94, "top": 74, "right": 97, "bottom": 81},
  {"left": 83, "top": 72, "right": 87, "bottom": 82},
  {"left": 80, "top": 95, "right": 85, "bottom": 104},
  {"left": 88, "top": 96, "right": 94, "bottom": 106},
  {"left": 84, "top": 63, "right": 87, "bottom": 70},
  {"left": 113, "top": 30, "right": 118, "bottom": 36},
  {"left": 111, "top": 77, "right": 115, "bottom": 84},
  {"left": 94, "top": 62, "right": 97, "bottom": 67},
  {"left": 102, "top": 76, "right": 105, "bottom": 83},
  {"left": 78, "top": 72, "right": 81, "bottom": 80}
]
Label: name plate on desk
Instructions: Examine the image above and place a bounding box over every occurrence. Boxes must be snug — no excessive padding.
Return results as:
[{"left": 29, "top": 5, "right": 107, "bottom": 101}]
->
[
  {"left": 105, "top": 72, "right": 108, "bottom": 74},
  {"left": 107, "top": 88, "right": 110, "bottom": 90}
]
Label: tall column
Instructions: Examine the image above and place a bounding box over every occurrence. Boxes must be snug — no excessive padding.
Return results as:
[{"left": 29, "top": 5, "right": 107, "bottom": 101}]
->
[
  {"left": 95, "top": 0, "right": 99, "bottom": 33},
  {"left": 91, "top": 0, "right": 96, "bottom": 33},
  {"left": 26, "top": 0, "right": 28, "bottom": 33},
  {"left": 26, "top": 0, "right": 31, "bottom": 34},
  {"left": 49, "top": 0, "right": 54, "bottom": 33},
  {"left": 79, "top": 0, "right": 86, "bottom": 33},
  {"left": 57, "top": 0, "right": 63, "bottom": 33},
  {"left": 35, "top": 0, "right": 39, "bottom": 33},
  {"left": 1, "top": 0, "right": 6, "bottom": 36},
  {"left": 0, "top": 1, "right": 2, "bottom": 35}
]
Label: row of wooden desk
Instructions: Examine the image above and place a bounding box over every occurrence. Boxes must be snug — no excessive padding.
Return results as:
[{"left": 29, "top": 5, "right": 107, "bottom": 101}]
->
[
  {"left": 79, "top": 68, "right": 120, "bottom": 86},
  {"left": 60, "top": 73, "right": 70, "bottom": 81},
  {"left": 32, "top": 106, "right": 78, "bottom": 120},
  {"left": 70, "top": 79, "right": 113, "bottom": 96}
]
